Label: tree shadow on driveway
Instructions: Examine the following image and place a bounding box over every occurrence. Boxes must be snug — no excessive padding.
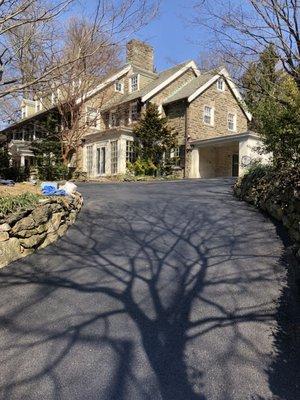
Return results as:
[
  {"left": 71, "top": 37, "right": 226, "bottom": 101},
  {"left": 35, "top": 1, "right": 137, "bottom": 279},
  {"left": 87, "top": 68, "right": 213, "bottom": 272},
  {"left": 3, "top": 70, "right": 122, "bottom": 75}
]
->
[{"left": 0, "top": 181, "right": 292, "bottom": 399}]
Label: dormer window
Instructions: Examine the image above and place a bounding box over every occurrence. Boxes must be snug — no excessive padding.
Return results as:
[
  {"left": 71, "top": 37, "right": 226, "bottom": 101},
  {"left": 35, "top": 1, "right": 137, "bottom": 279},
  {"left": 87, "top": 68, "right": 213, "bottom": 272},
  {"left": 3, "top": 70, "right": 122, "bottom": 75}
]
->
[
  {"left": 115, "top": 81, "right": 124, "bottom": 93},
  {"left": 51, "top": 89, "right": 60, "bottom": 105},
  {"left": 217, "top": 78, "right": 225, "bottom": 91},
  {"left": 36, "top": 99, "right": 43, "bottom": 113},
  {"left": 130, "top": 75, "right": 139, "bottom": 92},
  {"left": 21, "top": 106, "right": 27, "bottom": 119}
]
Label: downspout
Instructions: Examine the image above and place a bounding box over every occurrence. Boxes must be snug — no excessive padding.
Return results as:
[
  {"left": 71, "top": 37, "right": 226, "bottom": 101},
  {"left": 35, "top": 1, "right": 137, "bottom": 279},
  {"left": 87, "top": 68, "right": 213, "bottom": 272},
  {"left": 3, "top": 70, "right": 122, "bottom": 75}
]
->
[{"left": 184, "top": 100, "right": 189, "bottom": 179}]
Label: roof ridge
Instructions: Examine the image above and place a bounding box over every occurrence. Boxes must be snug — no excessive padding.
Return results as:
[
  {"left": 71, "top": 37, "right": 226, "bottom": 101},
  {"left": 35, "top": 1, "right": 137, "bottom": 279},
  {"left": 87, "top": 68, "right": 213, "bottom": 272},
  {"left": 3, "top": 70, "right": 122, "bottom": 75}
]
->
[
  {"left": 164, "top": 75, "right": 198, "bottom": 99},
  {"left": 156, "top": 59, "right": 194, "bottom": 75}
]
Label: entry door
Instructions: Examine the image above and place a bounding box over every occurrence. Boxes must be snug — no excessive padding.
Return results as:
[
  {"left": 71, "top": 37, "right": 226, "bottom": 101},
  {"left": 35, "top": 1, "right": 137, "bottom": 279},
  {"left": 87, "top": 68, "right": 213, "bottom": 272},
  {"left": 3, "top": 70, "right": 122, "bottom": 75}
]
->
[
  {"left": 97, "top": 147, "right": 106, "bottom": 175},
  {"left": 232, "top": 154, "right": 239, "bottom": 177}
]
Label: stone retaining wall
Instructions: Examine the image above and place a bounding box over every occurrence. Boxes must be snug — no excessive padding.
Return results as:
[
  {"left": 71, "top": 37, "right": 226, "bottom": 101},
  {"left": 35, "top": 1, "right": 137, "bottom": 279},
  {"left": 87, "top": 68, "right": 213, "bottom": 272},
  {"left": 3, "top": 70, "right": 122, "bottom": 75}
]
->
[
  {"left": 234, "top": 166, "right": 300, "bottom": 263},
  {"left": 0, "top": 192, "right": 83, "bottom": 268}
]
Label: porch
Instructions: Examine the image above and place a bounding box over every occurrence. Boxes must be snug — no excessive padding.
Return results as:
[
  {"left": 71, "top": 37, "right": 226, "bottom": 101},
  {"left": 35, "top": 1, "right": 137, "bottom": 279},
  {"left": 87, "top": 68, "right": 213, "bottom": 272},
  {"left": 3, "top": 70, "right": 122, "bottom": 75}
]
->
[{"left": 188, "top": 131, "right": 269, "bottom": 179}]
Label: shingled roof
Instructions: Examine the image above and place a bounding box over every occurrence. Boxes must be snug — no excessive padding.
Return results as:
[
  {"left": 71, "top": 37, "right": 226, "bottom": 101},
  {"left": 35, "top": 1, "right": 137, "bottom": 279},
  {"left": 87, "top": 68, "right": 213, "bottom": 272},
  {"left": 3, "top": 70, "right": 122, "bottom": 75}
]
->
[
  {"left": 101, "top": 60, "right": 196, "bottom": 111},
  {"left": 163, "top": 67, "right": 224, "bottom": 105}
]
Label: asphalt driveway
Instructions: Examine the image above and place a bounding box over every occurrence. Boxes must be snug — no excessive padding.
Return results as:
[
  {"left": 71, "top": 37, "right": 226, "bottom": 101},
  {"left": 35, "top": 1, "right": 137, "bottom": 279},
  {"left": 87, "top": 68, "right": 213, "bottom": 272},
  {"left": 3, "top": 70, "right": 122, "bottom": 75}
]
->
[{"left": 0, "top": 179, "right": 298, "bottom": 400}]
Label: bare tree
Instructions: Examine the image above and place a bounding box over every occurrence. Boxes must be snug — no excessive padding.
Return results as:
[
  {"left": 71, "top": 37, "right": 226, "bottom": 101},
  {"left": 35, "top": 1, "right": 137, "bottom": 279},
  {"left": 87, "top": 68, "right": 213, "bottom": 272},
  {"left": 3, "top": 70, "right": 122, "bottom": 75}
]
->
[
  {"left": 29, "top": 0, "right": 159, "bottom": 167},
  {"left": 0, "top": 0, "right": 74, "bottom": 98},
  {"left": 192, "top": 0, "right": 300, "bottom": 88}
]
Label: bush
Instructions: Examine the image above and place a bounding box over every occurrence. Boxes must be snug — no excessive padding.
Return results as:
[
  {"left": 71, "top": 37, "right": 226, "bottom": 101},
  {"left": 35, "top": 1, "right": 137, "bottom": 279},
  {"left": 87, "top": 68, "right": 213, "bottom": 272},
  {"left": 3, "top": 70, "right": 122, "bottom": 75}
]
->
[
  {"left": 0, "top": 193, "right": 41, "bottom": 217},
  {"left": 127, "top": 158, "right": 157, "bottom": 176},
  {"left": 36, "top": 163, "right": 69, "bottom": 181},
  {"left": 235, "top": 163, "right": 300, "bottom": 208}
]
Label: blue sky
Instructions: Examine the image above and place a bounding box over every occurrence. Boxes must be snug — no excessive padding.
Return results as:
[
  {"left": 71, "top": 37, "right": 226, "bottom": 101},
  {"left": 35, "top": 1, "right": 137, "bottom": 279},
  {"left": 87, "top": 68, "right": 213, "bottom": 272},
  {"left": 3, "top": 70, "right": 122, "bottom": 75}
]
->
[
  {"left": 133, "top": 0, "right": 206, "bottom": 71},
  {"left": 80, "top": 0, "right": 211, "bottom": 72}
]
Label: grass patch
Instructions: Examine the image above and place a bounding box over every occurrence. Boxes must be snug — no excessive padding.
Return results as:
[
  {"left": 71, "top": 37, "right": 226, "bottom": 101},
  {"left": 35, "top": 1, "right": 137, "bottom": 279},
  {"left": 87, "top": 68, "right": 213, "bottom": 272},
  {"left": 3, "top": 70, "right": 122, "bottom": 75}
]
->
[{"left": 0, "top": 192, "right": 42, "bottom": 217}]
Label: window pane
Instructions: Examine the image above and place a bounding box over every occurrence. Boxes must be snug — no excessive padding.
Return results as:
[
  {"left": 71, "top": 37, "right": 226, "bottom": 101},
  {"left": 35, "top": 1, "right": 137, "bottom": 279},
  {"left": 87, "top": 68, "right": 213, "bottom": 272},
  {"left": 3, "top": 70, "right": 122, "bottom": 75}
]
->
[
  {"left": 204, "top": 106, "right": 212, "bottom": 124},
  {"left": 228, "top": 113, "right": 235, "bottom": 130},
  {"left": 126, "top": 140, "right": 135, "bottom": 163},
  {"left": 86, "top": 145, "right": 93, "bottom": 175},
  {"left": 131, "top": 75, "right": 138, "bottom": 92},
  {"left": 130, "top": 103, "right": 139, "bottom": 122},
  {"left": 111, "top": 141, "right": 118, "bottom": 174},
  {"left": 217, "top": 78, "right": 224, "bottom": 91}
]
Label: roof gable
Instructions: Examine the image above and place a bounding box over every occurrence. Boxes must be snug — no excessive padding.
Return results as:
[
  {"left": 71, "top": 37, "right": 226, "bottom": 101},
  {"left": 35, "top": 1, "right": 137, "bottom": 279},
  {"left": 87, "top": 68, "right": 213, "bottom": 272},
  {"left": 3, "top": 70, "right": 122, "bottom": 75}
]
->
[
  {"left": 164, "top": 67, "right": 252, "bottom": 121},
  {"left": 100, "top": 60, "right": 200, "bottom": 111},
  {"left": 141, "top": 61, "right": 200, "bottom": 102}
]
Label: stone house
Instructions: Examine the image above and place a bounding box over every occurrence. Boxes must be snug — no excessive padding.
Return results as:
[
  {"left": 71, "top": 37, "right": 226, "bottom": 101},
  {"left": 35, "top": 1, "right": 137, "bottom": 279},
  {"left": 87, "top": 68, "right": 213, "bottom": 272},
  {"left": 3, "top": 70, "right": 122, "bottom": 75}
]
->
[{"left": 1, "top": 39, "right": 268, "bottom": 179}]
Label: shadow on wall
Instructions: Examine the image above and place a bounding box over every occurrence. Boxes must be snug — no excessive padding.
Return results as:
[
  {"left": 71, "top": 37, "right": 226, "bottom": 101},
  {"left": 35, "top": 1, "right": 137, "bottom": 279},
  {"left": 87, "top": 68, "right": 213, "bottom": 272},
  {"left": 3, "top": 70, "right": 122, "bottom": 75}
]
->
[{"left": 0, "top": 181, "right": 298, "bottom": 400}]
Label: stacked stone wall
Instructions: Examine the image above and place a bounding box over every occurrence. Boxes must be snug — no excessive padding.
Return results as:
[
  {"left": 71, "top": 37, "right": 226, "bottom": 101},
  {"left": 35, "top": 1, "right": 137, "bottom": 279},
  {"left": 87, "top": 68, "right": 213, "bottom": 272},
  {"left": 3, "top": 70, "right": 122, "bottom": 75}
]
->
[{"left": 0, "top": 193, "right": 83, "bottom": 268}]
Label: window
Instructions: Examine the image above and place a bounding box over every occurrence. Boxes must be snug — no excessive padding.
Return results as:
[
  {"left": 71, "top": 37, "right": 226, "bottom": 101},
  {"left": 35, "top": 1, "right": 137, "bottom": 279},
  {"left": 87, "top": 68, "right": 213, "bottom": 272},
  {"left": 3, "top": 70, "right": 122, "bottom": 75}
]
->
[
  {"left": 115, "top": 81, "right": 124, "bottom": 93},
  {"left": 86, "top": 107, "right": 99, "bottom": 128},
  {"left": 217, "top": 78, "right": 225, "bottom": 91},
  {"left": 97, "top": 147, "right": 106, "bottom": 175},
  {"left": 21, "top": 106, "right": 27, "bottom": 119},
  {"left": 109, "top": 111, "right": 118, "bottom": 128},
  {"left": 86, "top": 145, "right": 93, "bottom": 176},
  {"left": 51, "top": 90, "right": 60, "bottom": 105},
  {"left": 130, "top": 75, "right": 139, "bottom": 92},
  {"left": 111, "top": 140, "right": 118, "bottom": 174},
  {"left": 203, "top": 106, "right": 214, "bottom": 126},
  {"left": 129, "top": 103, "right": 139, "bottom": 123},
  {"left": 170, "top": 147, "right": 181, "bottom": 166},
  {"left": 35, "top": 98, "right": 43, "bottom": 113},
  {"left": 228, "top": 113, "right": 236, "bottom": 131},
  {"left": 13, "top": 131, "right": 21, "bottom": 140},
  {"left": 126, "top": 140, "right": 135, "bottom": 163}
]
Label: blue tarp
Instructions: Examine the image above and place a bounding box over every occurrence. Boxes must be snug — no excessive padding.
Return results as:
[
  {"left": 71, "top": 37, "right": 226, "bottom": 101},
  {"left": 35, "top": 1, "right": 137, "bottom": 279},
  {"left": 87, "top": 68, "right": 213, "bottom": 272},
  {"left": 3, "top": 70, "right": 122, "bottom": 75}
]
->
[
  {"left": 42, "top": 185, "right": 66, "bottom": 196},
  {"left": 0, "top": 179, "right": 15, "bottom": 186}
]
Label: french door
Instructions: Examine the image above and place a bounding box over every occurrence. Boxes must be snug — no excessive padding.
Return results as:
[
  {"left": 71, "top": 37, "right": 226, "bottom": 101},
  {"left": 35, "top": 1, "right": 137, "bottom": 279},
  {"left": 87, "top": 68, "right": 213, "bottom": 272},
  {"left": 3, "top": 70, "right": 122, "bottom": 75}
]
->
[{"left": 96, "top": 146, "right": 106, "bottom": 175}]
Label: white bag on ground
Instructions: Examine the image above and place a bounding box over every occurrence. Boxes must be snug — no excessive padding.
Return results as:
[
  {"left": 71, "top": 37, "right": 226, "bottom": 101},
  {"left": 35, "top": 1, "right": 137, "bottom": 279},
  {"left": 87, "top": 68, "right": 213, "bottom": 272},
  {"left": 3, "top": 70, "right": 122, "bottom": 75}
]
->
[{"left": 60, "top": 181, "right": 77, "bottom": 195}]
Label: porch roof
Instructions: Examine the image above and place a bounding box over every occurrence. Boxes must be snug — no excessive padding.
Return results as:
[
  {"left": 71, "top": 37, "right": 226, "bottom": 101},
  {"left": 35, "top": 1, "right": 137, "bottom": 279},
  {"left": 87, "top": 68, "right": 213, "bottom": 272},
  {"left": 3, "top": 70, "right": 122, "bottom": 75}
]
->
[{"left": 190, "top": 131, "right": 260, "bottom": 148}]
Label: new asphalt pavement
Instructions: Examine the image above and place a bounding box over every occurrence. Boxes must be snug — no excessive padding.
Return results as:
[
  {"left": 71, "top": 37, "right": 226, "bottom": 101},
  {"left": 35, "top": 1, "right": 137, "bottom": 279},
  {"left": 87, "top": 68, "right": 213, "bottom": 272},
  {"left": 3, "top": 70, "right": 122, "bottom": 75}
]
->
[{"left": 0, "top": 179, "right": 299, "bottom": 400}]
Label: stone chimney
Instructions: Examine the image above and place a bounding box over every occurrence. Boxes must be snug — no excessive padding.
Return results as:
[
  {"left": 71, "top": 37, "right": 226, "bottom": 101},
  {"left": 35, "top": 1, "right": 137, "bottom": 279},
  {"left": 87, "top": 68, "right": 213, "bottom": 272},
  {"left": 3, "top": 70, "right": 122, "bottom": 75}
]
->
[{"left": 126, "top": 39, "right": 154, "bottom": 72}]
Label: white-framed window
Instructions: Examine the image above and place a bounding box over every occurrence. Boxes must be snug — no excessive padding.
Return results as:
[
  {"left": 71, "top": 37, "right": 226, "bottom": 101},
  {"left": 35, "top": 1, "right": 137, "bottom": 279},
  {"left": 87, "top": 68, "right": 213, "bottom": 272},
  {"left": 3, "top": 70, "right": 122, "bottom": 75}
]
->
[
  {"left": 129, "top": 102, "right": 139, "bottom": 123},
  {"left": 228, "top": 112, "right": 237, "bottom": 131},
  {"left": 111, "top": 140, "right": 118, "bottom": 174},
  {"left": 115, "top": 81, "right": 124, "bottom": 93},
  {"left": 126, "top": 140, "right": 135, "bottom": 163},
  {"left": 130, "top": 74, "right": 139, "bottom": 92},
  {"left": 35, "top": 98, "right": 43, "bottom": 113},
  {"left": 51, "top": 89, "right": 60, "bottom": 105},
  {"left": 203, "top": 106, "right": 214, "bottom": 126},
  {"left": 86, "top": 145, "right": 94, "bottom": 176},
  {"left": 86, "top": 106, "right": 99, "bottom": 128},
  {"left": 109, "top": 110, "right": 118, "bottom": 128},
  {"left": 170, "top": 147, "right": 181, "bottom": 166},
  {"left": 21, "top": 106, "right": 27, "bottom": 119},
  {"left": 217, "top": 78, "right": 225, "bottom": 91}
]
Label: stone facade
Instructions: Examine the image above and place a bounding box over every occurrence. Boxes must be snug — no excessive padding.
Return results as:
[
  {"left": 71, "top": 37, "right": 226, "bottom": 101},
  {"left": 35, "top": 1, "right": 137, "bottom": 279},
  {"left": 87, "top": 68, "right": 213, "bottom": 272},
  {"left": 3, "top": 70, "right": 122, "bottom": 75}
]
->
[
  {"left": 0, "top": 193, "right": 83, "bottom": 268},
  {"left": 165, "top": 100, "right": 186, "bottom": 144},
  {"left": 187, "top": 80, "right": 248, "bottom": 141}
]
